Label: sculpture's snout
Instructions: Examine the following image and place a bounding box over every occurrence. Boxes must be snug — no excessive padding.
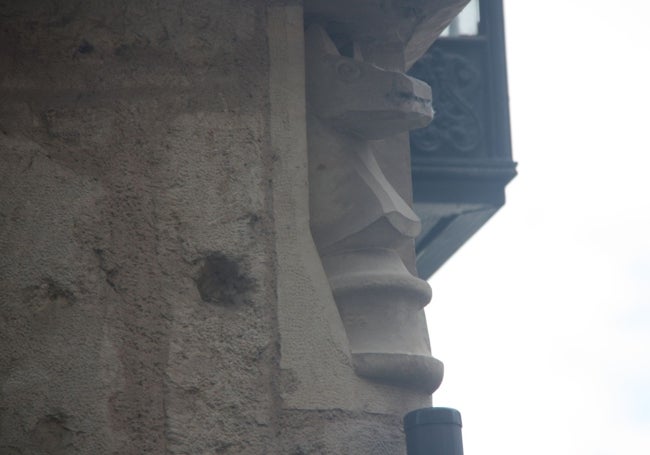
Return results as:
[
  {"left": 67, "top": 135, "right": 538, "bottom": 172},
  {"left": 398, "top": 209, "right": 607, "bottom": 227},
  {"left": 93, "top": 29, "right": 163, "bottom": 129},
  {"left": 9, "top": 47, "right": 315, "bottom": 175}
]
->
[{"left": 389, "top": 72, "right": 434, "bottom": 127}]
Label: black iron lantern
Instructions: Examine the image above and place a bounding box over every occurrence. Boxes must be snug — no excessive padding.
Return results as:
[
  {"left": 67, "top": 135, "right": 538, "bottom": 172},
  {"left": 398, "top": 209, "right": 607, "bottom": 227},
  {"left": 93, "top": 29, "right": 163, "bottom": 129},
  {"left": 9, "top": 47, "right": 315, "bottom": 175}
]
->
[{"left": 409, "top": 0, "right": 516, "bottom": 279}]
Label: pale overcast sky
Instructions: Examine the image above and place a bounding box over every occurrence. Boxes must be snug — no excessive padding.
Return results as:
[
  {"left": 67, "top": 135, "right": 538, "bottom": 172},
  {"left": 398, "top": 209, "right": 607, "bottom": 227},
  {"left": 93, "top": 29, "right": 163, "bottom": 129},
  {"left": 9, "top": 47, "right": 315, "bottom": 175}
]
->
[{"left": 425, "top": 1, "right": 650, "bottom": 454}]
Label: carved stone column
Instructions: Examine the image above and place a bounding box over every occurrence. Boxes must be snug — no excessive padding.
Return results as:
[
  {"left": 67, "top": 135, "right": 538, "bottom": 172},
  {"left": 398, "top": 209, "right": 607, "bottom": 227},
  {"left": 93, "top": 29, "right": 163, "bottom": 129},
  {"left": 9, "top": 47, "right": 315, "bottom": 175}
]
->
[{"left": 304, "top": 0, "right": 468, "bottom": 393}]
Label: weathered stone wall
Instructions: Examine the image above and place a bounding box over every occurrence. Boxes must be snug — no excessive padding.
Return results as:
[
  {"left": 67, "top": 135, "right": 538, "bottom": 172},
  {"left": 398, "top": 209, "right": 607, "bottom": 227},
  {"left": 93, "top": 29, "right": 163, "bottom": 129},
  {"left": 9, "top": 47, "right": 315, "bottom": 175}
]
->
[
  {"left": 0, "top": 1, "right": 280, "bottom": 453},
  {"left": 0, "top": 1, "right": 468, "bottom": 453}
]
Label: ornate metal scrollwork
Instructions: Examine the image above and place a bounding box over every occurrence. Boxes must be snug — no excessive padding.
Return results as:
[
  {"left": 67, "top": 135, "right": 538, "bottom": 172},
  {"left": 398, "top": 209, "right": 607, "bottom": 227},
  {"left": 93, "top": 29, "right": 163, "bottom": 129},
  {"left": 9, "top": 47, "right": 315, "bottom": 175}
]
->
[
  {"left": 409, "top": 47, "right": 483, "bottom": 158},
  {"left": 409, "top": 0, "right": 517, "bottom": 280}
]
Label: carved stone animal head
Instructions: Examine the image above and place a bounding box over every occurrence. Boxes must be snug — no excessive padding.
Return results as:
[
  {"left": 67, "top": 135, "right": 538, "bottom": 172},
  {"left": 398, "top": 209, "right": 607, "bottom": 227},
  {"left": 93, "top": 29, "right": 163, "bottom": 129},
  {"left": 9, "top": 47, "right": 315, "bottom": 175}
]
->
[{"left": 306, "top": 24, "right": 434, "bottom": 140}]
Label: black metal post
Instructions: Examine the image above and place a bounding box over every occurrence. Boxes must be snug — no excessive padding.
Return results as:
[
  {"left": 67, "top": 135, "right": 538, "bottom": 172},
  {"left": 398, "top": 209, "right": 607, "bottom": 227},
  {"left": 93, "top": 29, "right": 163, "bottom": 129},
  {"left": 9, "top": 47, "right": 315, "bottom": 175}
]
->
[{"left": 404, "top": 407, "right": 464, "bottom": 455}]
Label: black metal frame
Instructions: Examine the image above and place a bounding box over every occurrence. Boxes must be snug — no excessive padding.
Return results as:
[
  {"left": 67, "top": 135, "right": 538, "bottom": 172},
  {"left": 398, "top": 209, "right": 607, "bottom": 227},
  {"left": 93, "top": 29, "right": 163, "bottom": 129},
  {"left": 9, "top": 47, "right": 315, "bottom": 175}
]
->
[{"left": 409, "top": 0, "right": 516, "bottom": 279}]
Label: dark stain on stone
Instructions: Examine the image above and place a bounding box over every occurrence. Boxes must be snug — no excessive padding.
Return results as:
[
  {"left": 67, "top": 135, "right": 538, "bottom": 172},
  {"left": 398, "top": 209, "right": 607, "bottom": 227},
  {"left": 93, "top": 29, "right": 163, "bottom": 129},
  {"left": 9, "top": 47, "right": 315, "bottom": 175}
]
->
[
  {"left": 94, "top": 248, "right": 118, "bottom": 290},
  {"left": 247, "top": 212, "right": 260, "bottom": 227},
  {"left": 195, "top": 253, "right": 254, "bottom": 306},
  {"left": 114, "top": 43, "right": 132, "bottom": 58},
  {"left": 22, "top": 279, "right": 75, "bottom": 314},
  {"left": 31, "top": 414, "right": 73, "bottom": 454},
  {"left": 45, "top": 280, "right": 75, "bottom": 305},
  {"left": 77, "top": 39, "right": 94, "bottom": 54}
]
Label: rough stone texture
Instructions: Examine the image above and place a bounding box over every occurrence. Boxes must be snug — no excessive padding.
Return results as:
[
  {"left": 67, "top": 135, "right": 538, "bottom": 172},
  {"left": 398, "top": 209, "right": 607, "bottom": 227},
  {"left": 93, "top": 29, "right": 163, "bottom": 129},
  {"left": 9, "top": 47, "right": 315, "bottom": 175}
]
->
[
  {"left": 279, "top": 410, "right": 406, "bottom": 455},
  {"left": 0, "top": 1, "right": 279, "bottom": 453},
  {"left": 1, "top": 1, "right": 469, "bottom": 453}
]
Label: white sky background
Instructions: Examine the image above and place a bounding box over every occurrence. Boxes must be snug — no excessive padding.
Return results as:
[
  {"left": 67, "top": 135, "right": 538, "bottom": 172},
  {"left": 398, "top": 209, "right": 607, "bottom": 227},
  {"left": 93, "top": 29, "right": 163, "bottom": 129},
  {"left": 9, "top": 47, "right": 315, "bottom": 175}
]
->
[{"left": 424, "top": 1, "right": 650, "bottom": 454}]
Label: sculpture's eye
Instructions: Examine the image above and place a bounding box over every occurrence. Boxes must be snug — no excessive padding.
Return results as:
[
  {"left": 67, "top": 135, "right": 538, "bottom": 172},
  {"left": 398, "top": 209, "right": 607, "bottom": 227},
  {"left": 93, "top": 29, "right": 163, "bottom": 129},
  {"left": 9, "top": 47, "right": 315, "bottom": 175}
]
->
[{"left": 336, "top": 61, "right": 361, "bottom": 82}]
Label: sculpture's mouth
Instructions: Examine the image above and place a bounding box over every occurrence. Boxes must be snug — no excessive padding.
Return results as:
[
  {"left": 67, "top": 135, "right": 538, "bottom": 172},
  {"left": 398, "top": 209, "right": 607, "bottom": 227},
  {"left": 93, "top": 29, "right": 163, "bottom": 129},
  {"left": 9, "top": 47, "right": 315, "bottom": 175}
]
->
[
  {"left": 389, "top": 73, "right": 433, "bottom": 108},
  {"left": 391, "top": 92, "right": 431, "bottom": 110},
  {"left": 393, "top": 91, "right": 431, "bottom": 105}
]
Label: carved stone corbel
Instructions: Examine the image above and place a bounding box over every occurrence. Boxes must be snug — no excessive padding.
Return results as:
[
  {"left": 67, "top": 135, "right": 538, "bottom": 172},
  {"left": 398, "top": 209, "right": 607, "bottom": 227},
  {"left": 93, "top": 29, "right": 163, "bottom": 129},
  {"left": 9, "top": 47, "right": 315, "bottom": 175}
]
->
[{"left": 306, "top": 23, "right": 444, "bottom": 393}]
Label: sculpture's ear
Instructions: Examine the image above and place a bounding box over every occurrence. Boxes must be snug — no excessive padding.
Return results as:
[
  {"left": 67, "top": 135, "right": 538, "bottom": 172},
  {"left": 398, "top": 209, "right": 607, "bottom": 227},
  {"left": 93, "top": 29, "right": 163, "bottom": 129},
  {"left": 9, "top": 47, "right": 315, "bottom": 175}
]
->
[{"left": 306, "top": 24, "right": 340, "bottom": 56}]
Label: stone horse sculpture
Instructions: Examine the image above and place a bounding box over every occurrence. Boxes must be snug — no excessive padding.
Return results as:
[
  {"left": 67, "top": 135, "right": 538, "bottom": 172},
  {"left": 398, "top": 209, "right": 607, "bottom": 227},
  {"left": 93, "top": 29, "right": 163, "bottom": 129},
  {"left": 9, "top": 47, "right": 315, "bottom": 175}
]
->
[{"left": 306, "top": 24, "right": 443, "bottom": 393}]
